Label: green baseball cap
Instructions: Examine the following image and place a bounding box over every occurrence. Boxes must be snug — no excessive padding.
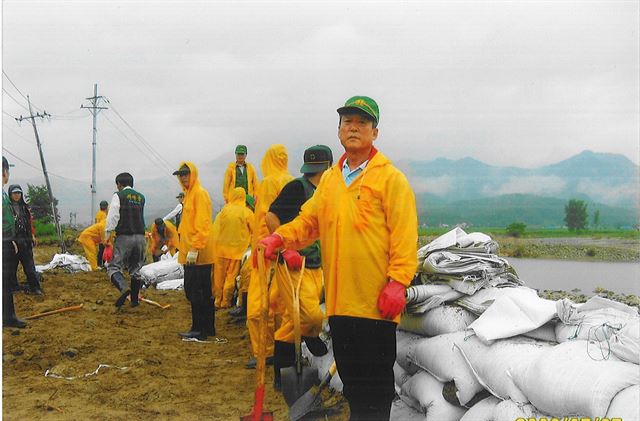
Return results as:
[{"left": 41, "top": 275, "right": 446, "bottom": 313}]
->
[
  {"left": 235, "top": 145, "right": 247, "bottom": 154},
  {"left": 300, "top": 145, "right": 333, "bottom": 174},
  {"left": 337, "top": 96, "right": 379, "bottom": 125}
]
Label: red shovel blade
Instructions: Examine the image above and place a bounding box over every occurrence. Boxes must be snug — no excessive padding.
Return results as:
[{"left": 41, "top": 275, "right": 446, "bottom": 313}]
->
[{"left": 241, "top": 385, "right": 274, "bottom": 421}]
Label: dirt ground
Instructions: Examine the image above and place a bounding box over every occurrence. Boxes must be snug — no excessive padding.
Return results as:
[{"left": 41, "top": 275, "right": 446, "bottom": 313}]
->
[{"left": 3, "top": 245, "right": 349, "bottom": 421}]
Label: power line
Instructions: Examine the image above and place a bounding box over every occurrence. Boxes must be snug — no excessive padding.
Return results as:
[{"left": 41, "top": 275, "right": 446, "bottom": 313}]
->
[
  {"left": 2, "top": 147, "right": 84, "bottom": 183},
  {"left": 2, "top": 70, "right": 44, "bottom": 112},
  {"left": 2, "top": 87, "right": 29, "bottom": 112},
  {"left": 2, "top": 122, "right": 34, "bottom": 145}
]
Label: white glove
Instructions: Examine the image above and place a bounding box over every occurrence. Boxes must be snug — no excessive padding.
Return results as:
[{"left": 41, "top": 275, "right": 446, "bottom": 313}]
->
[
  {"left": 161, "top": 245, "right": 169, "bottom": 253},
  {"left": 186, "top": 250, "right": 198, "bottom": 265}
]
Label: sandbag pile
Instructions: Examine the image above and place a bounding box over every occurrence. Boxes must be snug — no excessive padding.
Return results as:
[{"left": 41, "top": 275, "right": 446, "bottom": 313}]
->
[
  {"left": 394, "top": 229, "right": 640, "bottom": 421},
  {"left": 35, "top": 253, "right": 92, "bottom": 273},
  {"left": 138, "top": 253, "right": 183, "bottom": 287}
]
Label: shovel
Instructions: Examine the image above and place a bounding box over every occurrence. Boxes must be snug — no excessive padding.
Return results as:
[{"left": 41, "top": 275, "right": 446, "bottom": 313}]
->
[
  {"left": 241, "top": 246, "right": 275, "bottom": 421},
  {"left": 280, "top": 258, "right": 318, "bottom": 407},
  {"left": 288, "top": 360, "right": 337, "bottom": 421}
]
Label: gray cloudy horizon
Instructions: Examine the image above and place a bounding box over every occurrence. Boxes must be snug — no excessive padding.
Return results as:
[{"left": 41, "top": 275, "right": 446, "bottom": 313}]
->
[{"left": 2, "top": 1, "right": 638, "bottom": 188}]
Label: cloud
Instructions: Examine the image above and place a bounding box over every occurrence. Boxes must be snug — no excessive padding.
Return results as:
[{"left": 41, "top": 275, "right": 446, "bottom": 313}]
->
[
  {"left": 410, "top": 176, "right": 454, "bottom": 195},
  {"left": 576, "top": 179, "right": 640, "bottom": 206},
  {"left": 487, "top": 176, "right": 567, "bottom": 196}
]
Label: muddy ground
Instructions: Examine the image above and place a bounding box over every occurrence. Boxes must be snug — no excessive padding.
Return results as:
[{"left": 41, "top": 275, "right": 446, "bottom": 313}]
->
[{"left": 3, "top": 245, "right": 348, "bottom": 421}]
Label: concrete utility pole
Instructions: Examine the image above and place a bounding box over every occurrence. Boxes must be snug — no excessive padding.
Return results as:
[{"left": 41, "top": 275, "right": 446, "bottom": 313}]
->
[
  {"left": 81, "top": 84, "right": 108, "bottom": 221},
  {"left": 15, "top": 96, "right": 66, "bottom": 253}
]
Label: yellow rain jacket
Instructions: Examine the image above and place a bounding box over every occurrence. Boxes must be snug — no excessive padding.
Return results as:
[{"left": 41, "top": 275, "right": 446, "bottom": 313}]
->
[
  {"left": 247, "top": 144, "right": 294, "bottom": 357},
  {"left": 95, "top": 209, "right": 107, "bottom": 223},
  {"left": 215, "top": 187, "right": 253, "bottom": 260},
  {"left": 148, "top": 220, "right": 179, "bottom": 256},
  {"left": 176, "top": 161, "right": 215, "bottom": 265},
  {"left": 78, "top": 220, "right": 109, "bottom": 270},
  {"left": 276, "top": 148, "right": 418, "bottom": 323},
  {"left": 223, "top": 161, "right": 258, "bottom": 203}
]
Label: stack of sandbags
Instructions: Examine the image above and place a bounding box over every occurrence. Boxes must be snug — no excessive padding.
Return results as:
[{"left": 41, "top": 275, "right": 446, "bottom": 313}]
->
[
  {"left": 35, "top": 253, "right": 92, "bottom": 273},
  {"left": 138, "top": 253, "right": 184, "bottom": 287}
]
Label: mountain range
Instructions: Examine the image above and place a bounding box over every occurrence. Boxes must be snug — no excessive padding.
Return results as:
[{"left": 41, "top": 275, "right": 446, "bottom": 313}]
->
[{"left": 11, "top": 150, "right": 640, "bottom": 228}]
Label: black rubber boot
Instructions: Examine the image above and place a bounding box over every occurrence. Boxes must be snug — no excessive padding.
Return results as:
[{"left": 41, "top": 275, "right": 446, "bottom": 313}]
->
[
  {"left": 3, "top": 289, "right": 26, "bottom": 328},
  {"left": 130, "top": 275, "right": 141, "bottom": 307},
  {"left": 273, "top": 340, "right": 296, "bottom": 390},
  {"left": 303, "top": 335, "right": 328, "bottom": 357},
  {"left": 178, "top": 301, "right": 202, "bottom": 338},
  {"left": 111, "top": 272, "right": 130, "bottom": 308},
  {"left": 198, "top": 298, "right": 216, "bottom": 339}
]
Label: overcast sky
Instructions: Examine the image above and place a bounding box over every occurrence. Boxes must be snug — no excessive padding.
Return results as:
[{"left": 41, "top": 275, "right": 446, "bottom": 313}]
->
[{"left": 2, "top": 0, "right": 638, "bottom": 191}]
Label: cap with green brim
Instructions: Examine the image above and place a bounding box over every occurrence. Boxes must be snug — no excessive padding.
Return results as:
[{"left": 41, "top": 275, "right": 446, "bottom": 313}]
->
[
  {"left": 172, "top": 164, "right": 190, "bottom": 176},
  {"left": 300, "top": 145, "right": 333, "bottom": 174},
  {"left": 336, "top": 96, "right": 379, "bottom": 124},
  {"left": 176, "top": 192, "right": 185, "bottom": 198},
  {"left": 235, "top": 145, "right": 247, "bottom": 154}
]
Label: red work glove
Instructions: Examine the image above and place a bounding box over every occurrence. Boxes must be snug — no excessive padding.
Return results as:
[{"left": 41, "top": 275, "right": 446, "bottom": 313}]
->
[
  {"left": 281, "top": 249, "right": 303, "bottom": 270},
  {"left": 377, "top": 280, "right": 407, "bottom": 320},
  {"left": 258, "top": 234, "right": 284, "bottom": 260},
  {"left": 102, "top": 245, "right": 113, "bottom": 263}
]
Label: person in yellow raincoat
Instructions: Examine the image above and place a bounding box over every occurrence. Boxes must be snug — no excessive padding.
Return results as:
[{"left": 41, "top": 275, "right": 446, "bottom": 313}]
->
[
  {"left": 174, "top": 162, "right": 217, "bottom": 340},
  {"left": 95, "top": 200, "right": 109, "bottom": 266},
  {"left": 79, "top": 219, "right": 110, "bottom": 270},
  {"left": 259, "top": 97, "right": 418, "bottom": 420},
  {"left": 222, "top": 144, "right": 259, "bottom": 203},
  {"left": 212, "top": 187, "right": 253, "bottom": 308},
  {"left": 246, "top": 144, "right": 293, "bottom": 369},
  {"left": 148, "top": 218, "right": 179, "bottom": 262},
  {"left": 265, "top": 145, "right": 333, "bottom": 389}
]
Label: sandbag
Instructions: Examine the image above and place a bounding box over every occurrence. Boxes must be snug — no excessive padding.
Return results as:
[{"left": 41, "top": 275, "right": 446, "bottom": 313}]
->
[
  {"left": 606, "top": 385, "right": 640, "bottom": 421},
  {"left": 459, "top": 396, "right": 500, "bottom": 421},
  {"left": 35, "top": 253, "right": 92, "bottom": 273},
  {"left": 455, "top": 335, "right": 553, "bottom": 403},
  {"left": 302, "top": 338, "right": 343, "bottom": 393},
  {"left": 610, "top": 318, "right": 640, "bottom": 364},
  {"left": 406, "top": 284, "right": 465, "bottom": 314},
  {"left": 155, "top": 278, "right": 184, "bottom": 290},
  {"left": 408, "top": 331, "right": 484, "bottom": 406},
  {"left": 390, "top": 397, "right": 427, "bottom": 421},
  {"left": 491, "top": 399, "right": 543, "bottom": 421},
  {"left": 400, "top": 370, "right": 467, "bottom": 421},
  {"left": 399, "top": 305, "right": 477, "bottom": 337},
  {"left": 139, "top": 254, "right": 183, "bottom": 286},
  {"left": 455, "top": 286, "right": 539, "bottom": 316},
  {"left": 396, "top": 330, "right": 422, "bottom": 375},
  {"left": 393, "top": 362, "right": 411, "bottom": 388},
  {"left": 511, "top": 340, "right": 640, "bottom": 418},
  {"left": 522, "top": 322, "right": 557, "bottom": 343}
]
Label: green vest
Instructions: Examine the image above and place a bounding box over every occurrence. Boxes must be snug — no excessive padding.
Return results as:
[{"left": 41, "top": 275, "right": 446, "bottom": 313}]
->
[
  {"left": 2, "top": 190, "right": 16, "bottom": 239},
  {"left": 235, "top": 165, "right": 249, "bottom": 193},
  {"left": 296, "top": 177, "right": 321, "bottom": 269}
]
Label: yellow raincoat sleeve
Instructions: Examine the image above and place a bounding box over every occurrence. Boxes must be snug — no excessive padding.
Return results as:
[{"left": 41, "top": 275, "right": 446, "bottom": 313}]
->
[
  {"left": 222, "top": 163, "right": 234, "bottom": 203},
  {"left": 383, "top": 171, "right": 418, "bottom": 286},
  {"left": 191, "top": 189, "right": 212, "bottom": 250},
  {"left": 275, "top": 192, "right": 321, "bottom": 251}
]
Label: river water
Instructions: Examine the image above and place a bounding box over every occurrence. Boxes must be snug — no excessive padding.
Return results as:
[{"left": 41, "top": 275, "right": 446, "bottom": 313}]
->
[{"left": 508, "top": 258, "right": 640, "bottom": 296}]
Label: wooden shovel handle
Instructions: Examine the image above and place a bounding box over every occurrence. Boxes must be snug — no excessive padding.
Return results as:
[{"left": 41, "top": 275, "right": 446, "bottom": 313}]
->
[
  {"left": 25, "top": 304, "right": 84, "bottom": 320},
  {"left": 141, "top": 298, "right": 171, "bottom": 309}
]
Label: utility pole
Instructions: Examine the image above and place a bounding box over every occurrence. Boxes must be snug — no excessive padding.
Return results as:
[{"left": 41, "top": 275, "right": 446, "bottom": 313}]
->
[
  {"left": 15, "top": 96, "right": 66, "bottom": 253},
  {"left": 81, "top": 84, "right": 108, "bottom": 221}
]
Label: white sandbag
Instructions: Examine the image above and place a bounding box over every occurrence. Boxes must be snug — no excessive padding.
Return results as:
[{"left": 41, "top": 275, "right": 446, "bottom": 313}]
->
[
  {"left": 406, "top": 284, "right": 465, "bottom": 314},
  {"left": 36, "top": 253, "right": 92, "bottom": 273},
  {"left": 393, "top": 362, "right": 411, "bottom": 388},
  {"left": 468, "top": 288, "right": 556, "bottom": 343},
  {"left": 491, "top": 400, "right": 542, "bottom": 421},
  {"left": 400, "top": 371, "right": 467, "bottom": 421},
  {"left": 606, "top": 385, "right": 640, "bottom": 421},
  {"left": 455, "top": 286, "right": 539, "bottom": 316},
  {"left": 511, "top": 340, "right": 640, "bottom": 418},
  {"left": 139, "top": 255, "right": 183, "bottom": 286},
  {"left": 390, "top": 397, "right": 427, "bottom": 421},
  {"left": 522, "top": 322, "right": 557, "bottom": 343},
  {"left": 399, "top": 305, "right": 477, "bottom": 337},
  {"left": 611, "top": 318, "right": 640, "bottom": 364},
  {"left": 408, "top": 331, "right": 484, "bottom": 406},
  {"left": 155, "top": 278, "right": 184, "bottom": 290},
  {"left": 455, "top": 335, "right": 553, "bottom": 403},
  {"left": 459, "top": 396, "right": 500, "bottom": 421},
  {"left": 396, "top": 330, "right": 422, "bottom": 374}
]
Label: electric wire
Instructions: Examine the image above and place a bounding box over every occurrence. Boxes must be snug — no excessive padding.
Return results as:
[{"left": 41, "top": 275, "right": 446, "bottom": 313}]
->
[
  {"left": 2, "top": 147, "right": 85, "bottom": 183},
  {"left": 2, "top": 87, "right": 30, "bottom": 112},
  {"left": 2, "top": 70, "right": 45, "bottom": 112}
]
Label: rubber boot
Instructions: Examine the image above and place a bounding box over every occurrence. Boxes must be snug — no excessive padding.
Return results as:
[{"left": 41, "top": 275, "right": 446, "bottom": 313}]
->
[
  {"left": 3, "top": 290, "right": 26, "bottom": 328},
  {"left": 130, "top": 275, "right": 141, "bottom": 307},
  {"left": 229, "top": 292, "right": 247, "bottom": 317},
  {"left": 111, "top": 272, "right": 130, "bottom": 308},
  {"left": 230, "top": 292, "right": 248, "bottom": 323},
  {"left": 178, "top": 301, "right": 202, "bottom": 338},
  {"left": 303, "top": 335, "right": 328, "bottom": 357},
  {"left": 198, "top": 298, "right": 216, "bottom": 339},
  {"left": 273, "top": 340, "right": 296, "bottom": 390}
]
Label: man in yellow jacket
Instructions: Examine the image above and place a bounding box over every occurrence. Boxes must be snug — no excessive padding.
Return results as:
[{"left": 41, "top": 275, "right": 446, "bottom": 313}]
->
[
  {"left": 223, "top": 145, "right": 258, "bottom": 204},
  {"left": 260, "top": 97, "right": 418, "bottom": 420},
  {"left": 79, "top": 219, "right": 109, "bottom": 270},
  {"left": 95, "top": 200, "right": 109, "bottom": 267},
  {"left": 212, "top": 187, "right": 253, "bottom": 308},
  {"left": 246, "top": 144, "right": 293, "bottom": 369},
  {"left": 148, "top": 218, "right": 179, "bottom": 262},
  {"left": 174, "top": 162, "right": 217, "bottom": 340}
]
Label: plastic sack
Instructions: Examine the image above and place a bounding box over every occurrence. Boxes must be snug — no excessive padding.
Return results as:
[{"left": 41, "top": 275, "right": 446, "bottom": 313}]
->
[
  {"left": 606, "top": 385, "right": 640, "bottom": 421},
  {"left": 139, "top": 254, "right": 183, "bottom": 286},
  {"left": 610, "top": 318, "right": 640, "bottom": 364},
  {"left": 396, "top": 330, "right": 422, "bottom": 375},
  {"left": 155, "top": 278, "right": 183, "bottom": 290},
  {"left": 400, "top": 370, "right": 467, "bottom": 421},
  {"left": 35, "top": 253, "right": 92, "bottom": 273},
  {"left": 459, "top": 396, "right": 500, "bottom": 421},
  {"left": 399, "top": 305, "right": 477, "bottom": 337},
  {"left": 390, "top": 397, "right": 428, "bottom": 421},
  {"left": 408, "top": 331, "right": 483, "bottom": 406},
  {"left": 511, "top": 340, "right": 640, "bottom": 418}
]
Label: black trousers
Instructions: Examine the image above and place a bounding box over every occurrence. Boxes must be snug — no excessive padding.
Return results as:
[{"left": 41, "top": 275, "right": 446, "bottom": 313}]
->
[
  {"left": 97, "top": 243, "right": 105, "bottom": 267},
  {"left": 184, "top": 264, "right": 215, "bottom": 335},
  {"left": 3, "top": 240, "right": 18, "bottom": 320},
  {"left": 329, "top": 316, "right": 397, "bottom": 421},
  {"left": 13, "top": 238, "right": 39, "bottom": 291}
]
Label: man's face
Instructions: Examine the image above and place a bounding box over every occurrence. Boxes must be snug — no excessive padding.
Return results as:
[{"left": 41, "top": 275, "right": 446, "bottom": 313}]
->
[
  {"left": 338, "top": 114, "right": 378, "bottom": 153},
  {"left": 2, "top": 168, "right": 9, "bottom": 186},
  {"left": 10, "top": 192, "right": 22, "bottom": 202},
  {"left": 236, "top": 153, "right": 246, "bottom": 165},
  {"left": 179, "top": 173, "right": 191, "bottom": 189},
  {"left": 178, "top": 196, "right": 184, "bottom": 204}
]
